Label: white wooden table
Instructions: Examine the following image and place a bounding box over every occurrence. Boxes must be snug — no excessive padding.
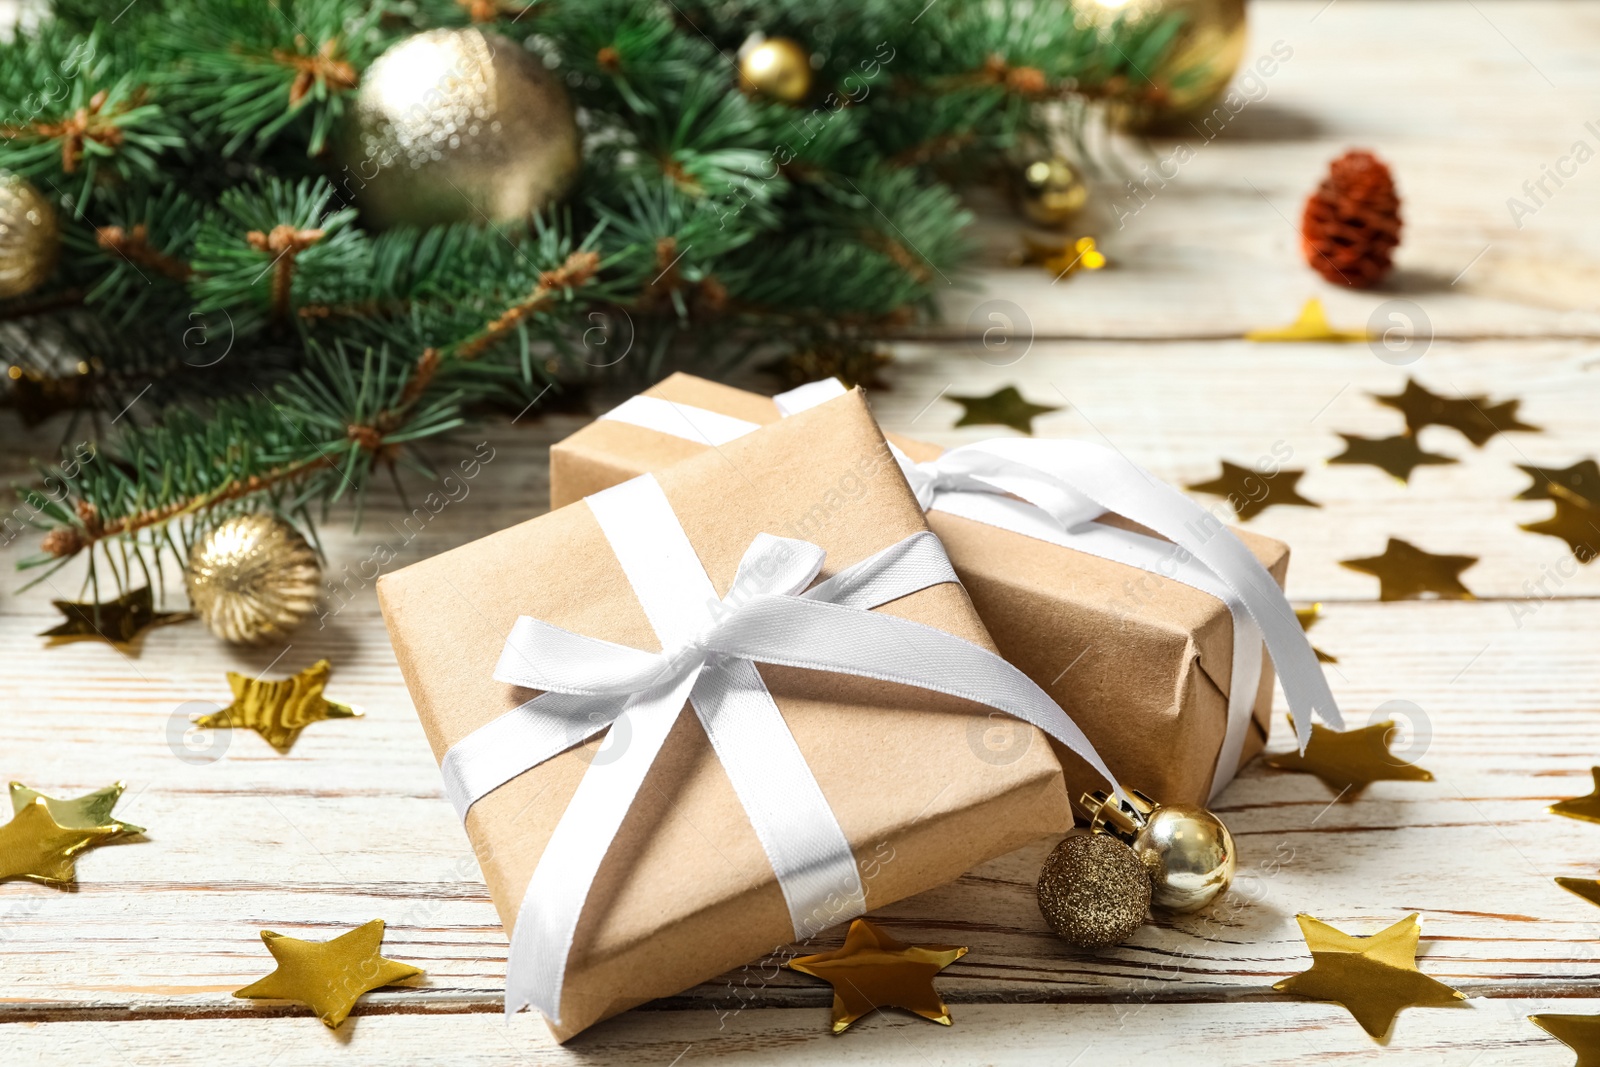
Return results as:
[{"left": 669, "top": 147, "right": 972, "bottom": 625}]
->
[{"left": 6, "top": 2, "right": 1600, "bottom": 1062}]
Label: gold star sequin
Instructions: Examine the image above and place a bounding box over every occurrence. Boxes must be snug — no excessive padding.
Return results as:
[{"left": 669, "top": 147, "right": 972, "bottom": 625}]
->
[
  {"left": 235, "top": 919, "right": 423, "bottom": 1029},
  {"left": 1186, "top": 461, "right": 1320, "bottom": 521},
  {"left": 1295, "top": 603, "right": 1337, "bottom": 664},
  {"left": 1532, "top": 1013, "right": 1600, "bottom": 1065},
  {"left": 788, "top": 918, "right": 967, "bottom": 1033},
  {"left": 1373, "top": 378, "right": 1539, "bottom": 446},
  {"left": 39, "top": 586, "right": 190, "bottom": 649},
  {"left": 1275, "top": 913, "right": 1465, "bottom": 1039},
  {"left": 1244, "top": 298, "right": 1369, "bottom": 342},
  {"left": 1266, "top": 718, "right": 1434, "bottom": 795},
  {"left": 1341, "top": 538, "right": 1477, "bottom": 601},
  {"left": 1328, "top": 433, "right": 1456, "bottom": 482},
  {"left": 0, "top": 797, "right": 126, "bottom": 886},
  {"left": 10, "top": 781, "right": 144, "bottom": 835},
  {"left": 195, "top": 659, "right": 360, "bottom": 754},
  {"left": 1555, "top": 876, "right": 1600, "bottom": 910},
  {"left": 1520, "top": 488, "right": 1600, "bottom": 563},
  {"left": 949, "top": 386, "right": 1059, "bottom": 435},
  {"left": 1550, "top": 769, "right": 1600, "bottom": 824},
  {"left": 1519, "top": 460, "right": 1600, "bottom": 507}
]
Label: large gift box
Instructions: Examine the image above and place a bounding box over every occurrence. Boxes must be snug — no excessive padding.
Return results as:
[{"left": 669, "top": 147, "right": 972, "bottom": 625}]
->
[
  {"left": 378, "top": 389, "right": 1098, "bottom": 1040},
  {"left": 551, "top": 373, "right": 1299, "bottom": 805}
]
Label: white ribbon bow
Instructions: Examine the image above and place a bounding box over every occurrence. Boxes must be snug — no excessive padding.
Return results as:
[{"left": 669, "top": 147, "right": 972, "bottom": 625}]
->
[{"left": 440, "top": 474, "right": 1116, "bottom": 1023}]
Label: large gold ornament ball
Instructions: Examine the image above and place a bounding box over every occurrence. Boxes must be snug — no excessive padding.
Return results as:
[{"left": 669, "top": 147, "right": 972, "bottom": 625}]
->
[
  {"left": 1036, "top": 833, "right": 1151, "bottom": 948},
  {"left": 1015, "top": 156, "right": 1089, "bottom": 228},
  {"left": 1083, "top": 0, "right": 1248, "bottom": 128},
  {"left": 738, "top": 37, "right": 813, "bottom": 104},
  {"left": 341, "top": 28, "right": 581, "bottom": 228},
  {"left": 1132, "top": 803, "right": 1236, "bottom": 913},
  {"left": 185, "top": 514, "right": 322, "bottom": 645},
  {"left": 0, "top": 173, "right": 58, "bottom": 298}
]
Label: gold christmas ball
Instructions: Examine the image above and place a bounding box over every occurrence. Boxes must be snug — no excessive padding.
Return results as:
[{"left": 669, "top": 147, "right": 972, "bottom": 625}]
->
[
  {"left": 738, "top": 37, "right": 813, "bottom": 104},
  {"left": 1036, "top": 833, "right": 1151, "bottom": 948},
  {"left": 1015, "top": 156, "right": 1088, "bottom": 228},
  {"left": 340, "top": 28, "right": 581, "bottom": 228},
  {"left": 1083, "top": 0, "right": 1248, "bottom": 129},
  {"left": 1131, "top": 803, "right": 1236, "bottom": 913},
  {"left": 185, "top": 514, "right": 322, "bottom": 645},
  {"left": 0, "top": 173, "right": 58, "bottom": 298}
]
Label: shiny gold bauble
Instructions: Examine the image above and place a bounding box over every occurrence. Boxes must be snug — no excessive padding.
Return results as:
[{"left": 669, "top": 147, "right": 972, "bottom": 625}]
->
[
  {"left": 340, "top": 28, "right": 581, "bottom": 228},
  {"left": 1083, "top": 0, "right": 1248, "bottom": 128},
  {"left": 185, "top": 514, "right": 322, "bottom": 645},
  {"left": 1036, "top": 833, "right": 1151, "bottom": 948},
  {"left": 0, "top": 173, "right": 58, "bottom": 298},
  {"left": 1131, "top": 803, "right": 1236, "bottom": 913},
  {"left": 1014, "top": 156, "right": 1089, "bottom": 228},
  {"left": 737, "top": 37, "right": 813, "bottom": 104}
]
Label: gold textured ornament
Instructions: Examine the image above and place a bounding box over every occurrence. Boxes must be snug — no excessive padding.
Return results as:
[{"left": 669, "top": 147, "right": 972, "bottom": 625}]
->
[
  {"left": 10, "top": 781, "right": 143, "bottom": 836},
  {"left": 1085, "top": 0, "right": 1247, "bottom": 128},
  {"left": 1373, "top": 378, "right": 1539, "bottom": 446},
  {"left": 1081, "top": 790, "right": 1234, "bottom": 913},
  {"left": 340, "top": 28, "right": 581, "bottom": 228},
  {"left": 788, "top": 918, "right": 966, "bottom": 1032},
  {"left": 1519, "top": 460, "right": 1600, "bottom": 508},
  {"left": 40, "top": 585, "right": 191, "bottom": 648},
  {"left": 0, "top": 172, "right": 58, "bottom": 298},
  {"left": 1328, "top": 432, "right": 1456, "bottom": 483},
  {"left": 1186, "top": 460, "right": 1320, "bottom": 520},
  {"left": 1274, "top": 913, "right": 1465, "bottom": 1039},
  {"left": 1550, "top": 769, "right": 1600, "bottom": 824},
  {"left": 1531, "top": 1014, "right": 1600, "bottom": 1066},
  {"left": 0, "top": 796, "right": 126, "bottom": 886},
  {"left": 737, "top": 37, "right": 813, "bottom": 104},
  {"left": 1244, "top": 298, "right": 1370, "bottom": 343},
  {"left": 1266, "top": 717, "right": 1434, "bottom": 794},
  {"left": 1036, "top": 832, "right": 1151, "bottom": 945},
  {"left": 1014, "top": 157, "right": 1088, "bottom": 227},
  {"left": 185, "top": 514, "right": 322, "bottom": 644},
  {"left": 1295, "top": 603, "right": 1338, "bottom": 664},
  {"left": 1340, "top": 538, "right": 1477, "bottom": 601},
  {"left": 194, "top": 658, "right": 361, "bottom": 754},
  {"left": 950, "top": 385, "right": 1059, "bottom": 434},
  {"left": 235, "top": 919, "right": 423, "bottom": 1028},
  {"left": 1520, "top": 489, "right": 1600, "bottom": 564}
]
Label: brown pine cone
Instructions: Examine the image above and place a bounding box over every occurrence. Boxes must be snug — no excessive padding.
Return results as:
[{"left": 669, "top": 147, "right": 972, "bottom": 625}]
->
[{"left": 1301, "top": 150, "right": 1402, "bottom": 288}]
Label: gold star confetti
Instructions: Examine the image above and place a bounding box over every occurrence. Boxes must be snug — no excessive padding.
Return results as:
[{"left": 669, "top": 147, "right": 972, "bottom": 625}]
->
[
  {"left": 1555, "top": 875, "right": 1600, "bottom": 911},
  {"left": 1186, "top": 460, "right": 1320, "bottom": 521},
  {"left": 1328, "top": 433, "right": 1456, "bottom": 482},
  {"left": 0, "top": 796, "right": 126, "bottom": 886},
  {"left": 1549, "top": 768, "right": 1600, "bottom": 824},
  {"left": 235, "top": 919, "right": 423, "bottom": 1029},
  {"left": 1244, "top": 298, "right": 1369, "bottom": 342},
  {"left": 1341, "top": 538, "right": 1477, "bottom": 601},
  {"left": 1520, "top": 488, "right": 1600, "bottom": 563},
  {"left": 1295, "top": 603, "right": 1338, "bottom": 664},
  {"left": 1017, "top": 234, "right": 1107, "bottom": 279},
  {"left": 1265, "top": 717, "right": 1434, "bottom": 795},
  {"left": 788, "top": 918, "right": 967, "bottom": 1033},
  {"left": 1372, "top": 378, "right": 1539, "bottom": 446},
  {"left": 39, "top": 586, "right": 190, "bottom": 649},
  {"left": 1519, "top": 459, "right": 1600, "bottom": 508},
  {"left": 1532, "top": 1013, "right": 1600, "bottom": 1065},
  {"left": 10, "top": 781, "right": 143, "bottom": 835},
  {"left": 1274, "top": 913, "right": 1464, "bottom": 1039},
  {"left": 195, "top": 659, "right": 360, "bottom": 754},
  {"left": 949, "top": 386, "right": 1059, "bottom": 435}
]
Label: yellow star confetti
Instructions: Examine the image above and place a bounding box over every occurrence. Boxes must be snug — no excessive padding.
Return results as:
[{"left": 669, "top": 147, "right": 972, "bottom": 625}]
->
[
  {"left": 10, "top": 781, "right": 144, "bottom": 835},
  {"left": 235, "top": 919, "right": 423, "bottom": 1029},
  {"left": 1531, "top": 1013, "right": 1600, "bottom": 1065},
  {"left": 1340, "top": 538, "right": 1477, "bottom": 601},
  {"left": 1550, "top": 769, "right": 1600, "bottom": 824},
  {"left": 1373, "top": 378, "right": 1539, "bottom": 446},
  {"left": 1265, "top": 717, "right": 1434, "bottom": 795},
  {"left": 1519, "top": 460, "right": 1600, "bottom": 508},
  {"left": 1274, "top": 913, "right": 1465, "bottom": 1039},
  {"left": 0, "top": 796, "right": 127, "bottom": 886},
  {"left": 1328, "top": 433, "right": 1456, "bottom": 482},
  {"left": 1520, "top": 487, "right": 1600, "bottom": 563},
  {"left": 788, "top": 918, "right": 967, "bottom": 1033},
  {"left": 1185, "top": 460, "right": 1320, "bottom": 520},
  {"left": 195, "top": 659, "right": 361, "bottom": 754},
  {"left": 948, "top": 386, "right": 1059, "bottom": 435},
  {"left": 1244, "top": 298, "right": 1369, "bottom": 343},
  {"left": 1295, "top": 603, "right": 1338, "bottom": 664},
  {"left": 39, "top": 586, "right": 190, "bottom": 649}
]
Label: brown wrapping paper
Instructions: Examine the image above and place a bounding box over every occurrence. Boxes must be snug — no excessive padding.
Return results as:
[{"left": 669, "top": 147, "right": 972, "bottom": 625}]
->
[
  {"left": 551, "top": 373, "right": 1289, "bottom": 805},
  {"left": 379, "top": 389, "right": 1074, "bottom": 1041}
]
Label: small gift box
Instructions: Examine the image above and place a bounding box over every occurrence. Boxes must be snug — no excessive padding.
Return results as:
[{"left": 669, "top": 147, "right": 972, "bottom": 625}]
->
[
  {"left": 379, "top": 389, "right": 1112, "bottom": 1039},
  {"left": 552, "top": 374, "right": 1341, "bottom": 805}
]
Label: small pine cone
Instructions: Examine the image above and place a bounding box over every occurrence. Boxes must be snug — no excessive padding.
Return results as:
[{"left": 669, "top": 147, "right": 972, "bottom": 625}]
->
[{"left": 1301, "top": 150, "right": 1402, "bottom": 288}]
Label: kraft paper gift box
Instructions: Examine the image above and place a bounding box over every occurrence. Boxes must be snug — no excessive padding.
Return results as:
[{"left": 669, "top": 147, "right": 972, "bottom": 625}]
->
[
  {"left": 550, "top": 373, "right": 1290, "bottom": 806},
  {"left": 378, "top": 388, "right": 1080, "bottom": 1041}
]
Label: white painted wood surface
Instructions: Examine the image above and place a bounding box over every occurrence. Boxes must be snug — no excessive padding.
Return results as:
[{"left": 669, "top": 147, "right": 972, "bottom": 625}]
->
[{"left": 4, "top": 2, "right": 1600, "bottom": 1063}]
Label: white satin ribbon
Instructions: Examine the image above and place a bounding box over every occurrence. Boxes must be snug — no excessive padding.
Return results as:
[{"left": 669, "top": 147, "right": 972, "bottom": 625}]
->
[{"left": 444, "top": 474, "right": 1116, "bottom": 1023}]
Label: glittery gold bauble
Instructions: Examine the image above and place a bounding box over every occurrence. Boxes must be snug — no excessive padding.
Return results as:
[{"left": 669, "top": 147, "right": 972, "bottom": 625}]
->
[
  {"left": 340, "top": 28, "right": 581, "bottom": 228},
  {"left": 737, "top": 38, "right": 813, "bottom": 104},
  {"left": 0, "top": 173, "right": 58, "bottom": 298},
  {"left": 1130, "top": 803, "right": 1235, "bottom": 913},
  {"left": 1014, "top": 157, "right": 1088, "bottom": 228},
  {"left": 1036, "top": 833, "right": 1151, "bottom": 948},
  {"left": 1083, "top": 0, "right": 1248, "bottom": 129},
  {"left": 184, "top": 514, "right": 322, "bottom": 645}
]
